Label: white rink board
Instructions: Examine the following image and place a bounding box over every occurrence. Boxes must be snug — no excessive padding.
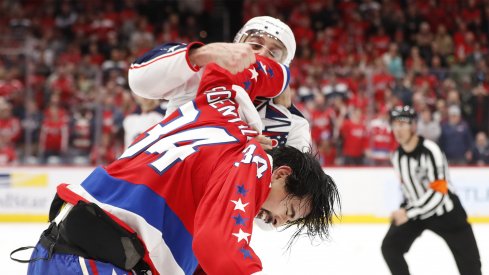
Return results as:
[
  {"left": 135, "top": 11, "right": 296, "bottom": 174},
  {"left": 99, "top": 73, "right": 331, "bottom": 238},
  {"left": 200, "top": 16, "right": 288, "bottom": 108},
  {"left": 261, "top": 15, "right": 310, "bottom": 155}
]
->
[
  {"left": 1, "top": 167, "right": 489, "bottom": 220},
  {"left": 1, "top": 223, "right": 488, "bottom": 274},
  {"left": 326, "top": 167, "right": 489, "bottom": 218}
]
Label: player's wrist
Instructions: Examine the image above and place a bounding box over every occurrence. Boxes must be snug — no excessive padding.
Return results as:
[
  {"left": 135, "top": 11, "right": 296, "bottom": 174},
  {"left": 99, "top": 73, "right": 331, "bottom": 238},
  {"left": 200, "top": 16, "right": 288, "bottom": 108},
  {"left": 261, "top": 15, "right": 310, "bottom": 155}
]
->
[{"left": 188, "top": 42, "right": 209, "bottom": 68}]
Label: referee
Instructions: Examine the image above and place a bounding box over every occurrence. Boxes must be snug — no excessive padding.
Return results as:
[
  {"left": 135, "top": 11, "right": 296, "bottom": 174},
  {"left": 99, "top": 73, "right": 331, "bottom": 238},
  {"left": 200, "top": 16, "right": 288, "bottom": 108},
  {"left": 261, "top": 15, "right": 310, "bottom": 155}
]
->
[{"left": 381, "top": 105, "right": 481, "bottom": 275}]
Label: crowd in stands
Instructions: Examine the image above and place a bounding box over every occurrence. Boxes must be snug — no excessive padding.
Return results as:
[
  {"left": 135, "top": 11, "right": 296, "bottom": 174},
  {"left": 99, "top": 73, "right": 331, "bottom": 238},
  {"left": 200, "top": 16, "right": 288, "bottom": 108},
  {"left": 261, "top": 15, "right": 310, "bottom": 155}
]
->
[{"left": 1, "top": 0, "right": 489, "bottom": 167}]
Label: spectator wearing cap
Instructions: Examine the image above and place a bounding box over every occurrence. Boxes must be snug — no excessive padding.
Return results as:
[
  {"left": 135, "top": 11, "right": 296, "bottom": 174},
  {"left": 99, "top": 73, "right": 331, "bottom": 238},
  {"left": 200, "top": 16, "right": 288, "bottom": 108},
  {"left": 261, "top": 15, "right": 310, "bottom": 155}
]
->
[{"left": 439, "top": 105, "right": 474, "bottom": 164}]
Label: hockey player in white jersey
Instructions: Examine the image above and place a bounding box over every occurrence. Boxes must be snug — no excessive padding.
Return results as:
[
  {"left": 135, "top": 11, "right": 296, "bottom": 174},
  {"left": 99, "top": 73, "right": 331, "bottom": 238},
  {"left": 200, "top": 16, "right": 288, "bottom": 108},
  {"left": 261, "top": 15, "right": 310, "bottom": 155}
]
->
[
  {"left": 128, "top": 16, "right": 311, "bottom": 151},
  {"left": 122, "top": 94, "right": 165, "bottom": 149}
]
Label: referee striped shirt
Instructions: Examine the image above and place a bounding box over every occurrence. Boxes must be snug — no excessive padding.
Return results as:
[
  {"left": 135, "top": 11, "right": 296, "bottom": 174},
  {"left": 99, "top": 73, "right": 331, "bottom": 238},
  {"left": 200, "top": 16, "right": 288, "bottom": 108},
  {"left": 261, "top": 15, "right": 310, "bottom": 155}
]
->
[{"left": 391, "top": 136, "right": 454, "bottom": 220}]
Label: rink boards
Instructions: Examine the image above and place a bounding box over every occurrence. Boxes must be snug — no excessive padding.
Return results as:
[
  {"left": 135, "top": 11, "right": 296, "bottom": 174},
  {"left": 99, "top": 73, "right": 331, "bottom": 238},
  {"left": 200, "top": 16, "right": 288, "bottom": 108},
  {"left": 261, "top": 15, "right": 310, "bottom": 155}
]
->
[{"left": 0, "top": 167, "right": 488, "bottom": 223}]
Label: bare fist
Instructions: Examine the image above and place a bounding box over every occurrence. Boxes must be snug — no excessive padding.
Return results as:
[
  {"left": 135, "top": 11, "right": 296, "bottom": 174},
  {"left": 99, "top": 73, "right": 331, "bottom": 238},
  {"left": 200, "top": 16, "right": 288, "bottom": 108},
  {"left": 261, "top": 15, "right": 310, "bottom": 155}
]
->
[
  {"left": 254, "top": 135, "right": 273, "bottom": 151},
  {"left": 190, "top": 43, "right": 256, "bottom": 74},
  {"left": 391, "top": 208, "right": 408, "bottom": 226}
]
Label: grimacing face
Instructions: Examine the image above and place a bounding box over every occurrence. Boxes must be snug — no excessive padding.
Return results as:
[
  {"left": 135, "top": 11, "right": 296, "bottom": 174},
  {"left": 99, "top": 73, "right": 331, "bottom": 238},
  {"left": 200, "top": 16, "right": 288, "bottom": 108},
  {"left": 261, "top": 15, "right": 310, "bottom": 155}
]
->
[
  {"left": 257, "top": 166, "right": 311, "bottom": 228},
  {"left": 243, "top": 34, "right": 287, "bottom": 64}
]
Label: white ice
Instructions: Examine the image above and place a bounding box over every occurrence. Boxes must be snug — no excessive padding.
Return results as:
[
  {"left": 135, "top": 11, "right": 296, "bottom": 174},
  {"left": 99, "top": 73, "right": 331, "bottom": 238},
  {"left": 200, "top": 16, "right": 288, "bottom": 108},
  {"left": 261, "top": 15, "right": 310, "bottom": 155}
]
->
[{"left": 1, "top": 223, "right": 488, "bottom": 274}]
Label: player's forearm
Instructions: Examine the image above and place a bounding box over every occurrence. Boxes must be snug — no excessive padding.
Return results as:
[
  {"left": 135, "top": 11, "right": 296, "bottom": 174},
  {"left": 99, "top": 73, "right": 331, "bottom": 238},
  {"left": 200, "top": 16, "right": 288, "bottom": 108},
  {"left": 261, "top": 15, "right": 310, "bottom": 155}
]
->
[
  {"left": 128, "top": 42, "right": 203, "bottom": 99},
  {"left": 405, "top": 190, "right": 445, "bottom": 219},
  {"left": 188, "top": 43, "right": 212, "bottom": 68}
]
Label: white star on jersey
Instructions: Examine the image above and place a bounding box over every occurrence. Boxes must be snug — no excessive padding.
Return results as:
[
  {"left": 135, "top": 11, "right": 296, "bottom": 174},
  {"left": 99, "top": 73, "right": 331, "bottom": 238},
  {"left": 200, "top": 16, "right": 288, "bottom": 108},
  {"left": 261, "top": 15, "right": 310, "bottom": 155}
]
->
[
  {"left": 249, "top": 67, "right": 259, "bottom": 81},
  {"left": 167, "top": 45, "right": 179, "bottom": 52},
  {"left": 232, "top": 228, "right": 252, "bottom": 244},
  {"left": 231, "top": 198, "right": 249, "bottom": 212}
]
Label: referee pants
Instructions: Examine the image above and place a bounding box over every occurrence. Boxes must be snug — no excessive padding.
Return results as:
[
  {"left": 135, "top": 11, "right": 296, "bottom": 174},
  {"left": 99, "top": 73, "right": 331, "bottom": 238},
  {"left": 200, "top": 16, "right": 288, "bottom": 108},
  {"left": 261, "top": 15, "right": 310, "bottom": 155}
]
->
[{"left": 381, "top": 194, "right": 481, "bottom": 275}]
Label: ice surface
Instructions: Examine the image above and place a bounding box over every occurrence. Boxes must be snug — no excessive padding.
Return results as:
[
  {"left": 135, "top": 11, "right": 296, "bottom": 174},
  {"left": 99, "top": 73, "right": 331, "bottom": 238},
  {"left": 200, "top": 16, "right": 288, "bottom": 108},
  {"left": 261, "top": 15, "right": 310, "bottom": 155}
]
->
[{"left": 1, "top": 223, "right": 487, "bottom": 274}]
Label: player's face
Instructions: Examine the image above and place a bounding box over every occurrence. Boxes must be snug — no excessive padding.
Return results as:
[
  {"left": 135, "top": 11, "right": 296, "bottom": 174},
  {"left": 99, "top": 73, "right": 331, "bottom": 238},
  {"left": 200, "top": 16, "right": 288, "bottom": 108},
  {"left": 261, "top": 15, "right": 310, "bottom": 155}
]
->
[
  {"left": 243, "top": 34, "right": 287, "bottom": 63},
  {"left": 258, "top": 166, "right": 311, "bottom": 228},
  {"left": 391, "top": 120, "right": 414, "bottom": 145}
]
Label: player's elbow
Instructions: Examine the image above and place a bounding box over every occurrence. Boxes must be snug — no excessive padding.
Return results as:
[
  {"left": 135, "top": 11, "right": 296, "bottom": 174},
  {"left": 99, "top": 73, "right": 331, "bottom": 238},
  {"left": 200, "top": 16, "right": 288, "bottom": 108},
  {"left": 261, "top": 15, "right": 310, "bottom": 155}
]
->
[
  {"left": 128, "top": 67, "right": 163, "bottom": 99},
  {"left": 193, "top": 232, "right": 227, "bottom": 273},
  {"left": 192, "top": 232, "right": 246, "bottom": 275}
]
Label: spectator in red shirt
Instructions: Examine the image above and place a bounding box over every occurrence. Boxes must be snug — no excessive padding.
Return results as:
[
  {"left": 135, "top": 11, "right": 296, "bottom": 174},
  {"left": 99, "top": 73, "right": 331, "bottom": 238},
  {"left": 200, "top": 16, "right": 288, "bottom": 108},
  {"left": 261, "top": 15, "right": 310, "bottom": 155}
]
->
[
  {"left": 0, "top": 70, "right": 24, "bottom": 101},
  {"left": 0, "top": 99, "right": 21, "bottom": 144},
  {"left": 340, "top": 106, "right": 368, "bottom": 165},
  {"left": 366, "top": 107, "right": 397, "bottom": 166},
  {"left": 39, "top": 98, "right": 69, "bottom": 164},
  {"left": 461, "top": 0, "right": 482, "bottom": 29},
  {"left": 372, "top": 59, "right": 395, "bottom": 106},
  {"left": 310, "top": 95, "right": 335, "bottom": 143},
  {"left": 318, "top": 138, "right": 337, "bottom": 167},
  {"left": 0, "top": 134, "right": 16, "bottom": 165},
  {"left": 47, "top": 64, "right": 76, "bottom": 106},
  {"left": 370, "top": 27, "right": 391, "bottom": 56}
]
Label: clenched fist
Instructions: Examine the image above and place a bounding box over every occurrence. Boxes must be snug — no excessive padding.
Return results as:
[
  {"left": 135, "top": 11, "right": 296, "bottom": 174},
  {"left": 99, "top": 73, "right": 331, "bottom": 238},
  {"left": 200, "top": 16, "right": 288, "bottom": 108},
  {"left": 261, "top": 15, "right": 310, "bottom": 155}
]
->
[{"left": 189, "top": 43, "right": 256, "bottom": 74}]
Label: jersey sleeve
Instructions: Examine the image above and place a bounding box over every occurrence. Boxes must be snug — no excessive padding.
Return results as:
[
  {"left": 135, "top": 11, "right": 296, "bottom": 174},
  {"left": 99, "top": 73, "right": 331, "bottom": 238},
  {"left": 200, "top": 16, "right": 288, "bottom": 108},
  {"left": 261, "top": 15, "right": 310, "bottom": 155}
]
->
[
  {"left": 128, "top": 42, "right": 204, "bottom": 99},
  {"left": 198, "top": 55, "right": 290, "bottom": 101},
  {"left": 404, "top": 140, "right": 452, "bottom": 219},
  {"left": 192, "top": 141, "right": 271, "bottom": 275}
]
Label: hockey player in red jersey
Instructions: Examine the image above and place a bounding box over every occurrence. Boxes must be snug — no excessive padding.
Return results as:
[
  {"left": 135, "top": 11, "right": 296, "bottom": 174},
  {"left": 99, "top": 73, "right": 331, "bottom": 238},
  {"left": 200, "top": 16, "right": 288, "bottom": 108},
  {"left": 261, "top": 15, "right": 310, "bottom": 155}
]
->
[{"left": 18, "top": 53, "right": 340, "bottom": 275}]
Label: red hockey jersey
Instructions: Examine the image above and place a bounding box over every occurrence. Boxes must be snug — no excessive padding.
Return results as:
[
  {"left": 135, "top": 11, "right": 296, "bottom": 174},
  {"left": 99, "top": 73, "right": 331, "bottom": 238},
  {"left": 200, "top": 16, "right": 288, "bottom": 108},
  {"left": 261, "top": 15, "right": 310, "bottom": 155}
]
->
[{"left": 57, "top": 58, "right": 289, "bottom": 275}]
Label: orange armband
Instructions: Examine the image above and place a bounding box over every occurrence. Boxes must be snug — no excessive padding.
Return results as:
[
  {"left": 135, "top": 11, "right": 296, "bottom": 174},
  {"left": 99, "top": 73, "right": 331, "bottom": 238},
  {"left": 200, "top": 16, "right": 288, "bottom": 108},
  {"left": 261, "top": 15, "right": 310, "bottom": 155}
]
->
[{"left": 429, "top": 179, "right": 448, "bottom": 194}]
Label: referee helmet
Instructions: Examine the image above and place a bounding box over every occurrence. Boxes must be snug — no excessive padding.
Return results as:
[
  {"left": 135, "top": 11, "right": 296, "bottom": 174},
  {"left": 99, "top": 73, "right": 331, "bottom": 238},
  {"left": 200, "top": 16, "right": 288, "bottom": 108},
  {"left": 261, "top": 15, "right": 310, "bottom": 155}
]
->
[{"left": 389, "top": 105, "right": 417, "bottom": 123}]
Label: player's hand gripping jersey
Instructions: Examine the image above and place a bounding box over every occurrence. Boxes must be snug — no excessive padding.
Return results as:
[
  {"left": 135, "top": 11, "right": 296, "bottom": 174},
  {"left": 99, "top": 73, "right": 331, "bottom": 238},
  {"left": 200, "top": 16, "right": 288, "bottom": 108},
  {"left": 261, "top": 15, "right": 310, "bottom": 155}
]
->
[
  {"left": 129, "top": 43, "right": 311, "bottom": 150},
  {"left": 55, "top": 59, "right": 289, "bottom": 275}
]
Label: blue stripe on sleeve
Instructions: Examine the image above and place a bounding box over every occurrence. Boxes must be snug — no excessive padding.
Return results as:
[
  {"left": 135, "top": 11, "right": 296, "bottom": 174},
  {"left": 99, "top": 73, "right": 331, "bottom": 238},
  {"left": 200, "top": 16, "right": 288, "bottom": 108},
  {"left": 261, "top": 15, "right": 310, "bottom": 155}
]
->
[
  {"left": 282, "top": 64, "right": 290, "bottom": 94},
  {"left": 132, "top": 43, "right": 188, "bottom": 65}
]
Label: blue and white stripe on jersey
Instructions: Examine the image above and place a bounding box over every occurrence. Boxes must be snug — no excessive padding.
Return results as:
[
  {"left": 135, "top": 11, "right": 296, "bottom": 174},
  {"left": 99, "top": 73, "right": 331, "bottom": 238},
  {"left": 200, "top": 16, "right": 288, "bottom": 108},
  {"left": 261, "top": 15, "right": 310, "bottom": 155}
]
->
[
  {"left": 130, "top": 43, "right": 188, "bottom": 69},
  {"left": 68, "top": 167, "right": 198, "bottom": 275},
  {"left": 278, "top": 64, "right": 290, "bottom": 96}
]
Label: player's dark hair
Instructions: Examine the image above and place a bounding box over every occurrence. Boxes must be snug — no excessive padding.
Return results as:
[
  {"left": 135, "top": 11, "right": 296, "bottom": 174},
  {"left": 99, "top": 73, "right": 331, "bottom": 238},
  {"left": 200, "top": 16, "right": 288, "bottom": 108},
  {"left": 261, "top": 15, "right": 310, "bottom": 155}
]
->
[{"left": 266, "top": 146, "right": 341, "bottom": 247}]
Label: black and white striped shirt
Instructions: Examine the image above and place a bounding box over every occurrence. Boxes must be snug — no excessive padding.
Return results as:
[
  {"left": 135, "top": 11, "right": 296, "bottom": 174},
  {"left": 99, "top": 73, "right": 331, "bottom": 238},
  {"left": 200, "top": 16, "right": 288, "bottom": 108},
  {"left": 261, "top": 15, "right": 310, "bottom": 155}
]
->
[{"left": 391, "top": 137, "right": 454, "bottom": 220}]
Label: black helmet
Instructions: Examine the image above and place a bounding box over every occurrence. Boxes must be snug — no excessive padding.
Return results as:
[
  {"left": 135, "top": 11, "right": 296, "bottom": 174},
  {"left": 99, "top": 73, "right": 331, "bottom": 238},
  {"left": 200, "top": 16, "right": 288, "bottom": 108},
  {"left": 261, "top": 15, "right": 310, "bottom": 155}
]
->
[{"left": 389, "top": 105, "right": 417, "bottom": 123}]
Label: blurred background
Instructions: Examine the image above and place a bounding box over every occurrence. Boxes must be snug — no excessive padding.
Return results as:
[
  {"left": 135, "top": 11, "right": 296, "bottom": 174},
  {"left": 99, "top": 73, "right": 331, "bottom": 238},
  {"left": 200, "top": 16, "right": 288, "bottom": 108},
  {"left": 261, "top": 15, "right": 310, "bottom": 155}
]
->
[
  {"left": 1, "top": 0, "right": 489, "bottom": 167},
  {"left": 1, "top": 1, "right": 489, "bottom": 274}
]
